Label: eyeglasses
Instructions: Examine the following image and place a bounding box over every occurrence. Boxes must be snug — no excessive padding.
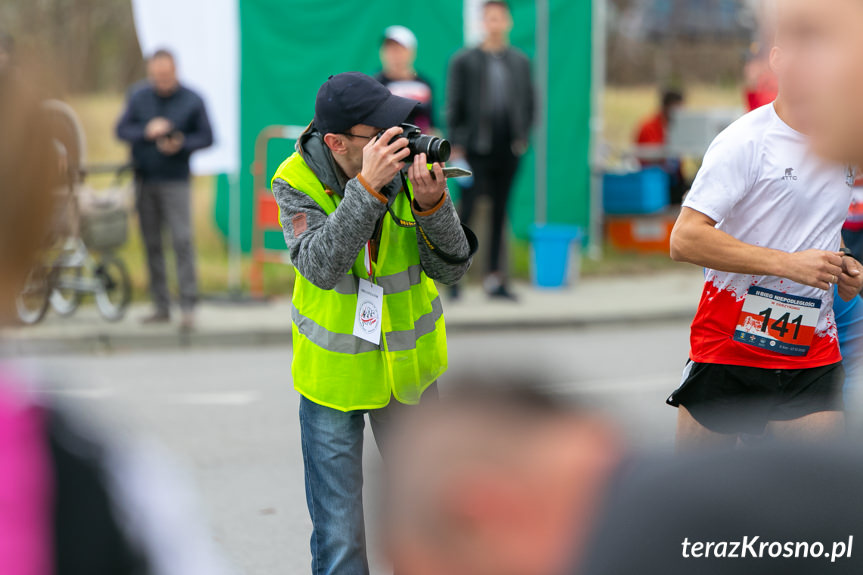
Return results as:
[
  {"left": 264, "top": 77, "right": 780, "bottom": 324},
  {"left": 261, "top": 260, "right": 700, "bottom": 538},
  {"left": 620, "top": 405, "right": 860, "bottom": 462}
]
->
[{"left": 341, "top": 132, "right": 376, "bottom": 141}]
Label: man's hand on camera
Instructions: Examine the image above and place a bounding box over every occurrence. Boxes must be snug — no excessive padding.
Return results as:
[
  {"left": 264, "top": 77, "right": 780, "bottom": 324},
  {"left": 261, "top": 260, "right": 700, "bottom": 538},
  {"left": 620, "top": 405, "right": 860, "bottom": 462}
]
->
[
  {"left": 512, "top": 139, "right": 529, "bottom": 156},
  {"left": 409, "top": 153, "right": 446, "bottom": 211},
  {"left": 145, "top": 117, "right": 173, "bottom": 141},
  {"left": 157, "top": 133, "right": 184, "bottom": 156},
  {"left": 359, "top": 126, "right": 410, "bottom": 192}
]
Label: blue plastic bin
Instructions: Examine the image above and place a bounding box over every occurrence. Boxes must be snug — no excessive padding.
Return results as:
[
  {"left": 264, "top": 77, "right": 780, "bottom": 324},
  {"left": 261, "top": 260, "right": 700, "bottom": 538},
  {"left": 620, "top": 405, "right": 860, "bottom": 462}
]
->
[
  {"left": 602, "top": 167, "right": 669, "bottom": 215},
  {"left": 529, "top": 225, "right": 583, "bottom": 289}
]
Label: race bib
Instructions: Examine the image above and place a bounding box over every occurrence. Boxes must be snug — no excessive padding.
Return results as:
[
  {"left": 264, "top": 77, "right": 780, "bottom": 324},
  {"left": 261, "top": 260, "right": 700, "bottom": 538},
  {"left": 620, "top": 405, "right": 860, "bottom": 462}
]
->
[
  {"left": 353, "top": 279, "right": 384, "bottom": 346},
  {"left": 734, "top": 286, "right": 821, "bottom": 356}
]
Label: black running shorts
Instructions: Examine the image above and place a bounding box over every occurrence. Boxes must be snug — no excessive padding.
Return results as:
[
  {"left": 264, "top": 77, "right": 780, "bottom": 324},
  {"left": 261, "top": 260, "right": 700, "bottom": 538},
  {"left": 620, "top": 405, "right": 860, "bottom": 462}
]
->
[{"left": 666, "top": 360, "right": 845, "bottom": 434}]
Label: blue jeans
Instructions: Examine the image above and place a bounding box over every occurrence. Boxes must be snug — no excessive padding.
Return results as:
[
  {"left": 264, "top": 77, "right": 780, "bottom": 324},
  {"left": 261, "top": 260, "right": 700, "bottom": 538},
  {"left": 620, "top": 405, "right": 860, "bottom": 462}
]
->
[{"left": 299, "top": 385, "right": 437, "bottom": 575}]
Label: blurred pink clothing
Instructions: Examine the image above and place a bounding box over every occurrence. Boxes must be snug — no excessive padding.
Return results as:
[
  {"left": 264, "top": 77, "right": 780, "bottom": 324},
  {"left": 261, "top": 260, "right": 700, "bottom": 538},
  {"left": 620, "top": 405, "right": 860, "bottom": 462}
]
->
[{"left": 0, "top": 370, "right": 52, "bottom": 575}]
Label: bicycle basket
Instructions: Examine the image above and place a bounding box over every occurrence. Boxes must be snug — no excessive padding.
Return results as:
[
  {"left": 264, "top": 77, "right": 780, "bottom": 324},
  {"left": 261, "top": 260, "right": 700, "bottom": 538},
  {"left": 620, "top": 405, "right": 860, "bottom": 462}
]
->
[{"left": 79, "top": 184, "right": 130, "bottom": 250}]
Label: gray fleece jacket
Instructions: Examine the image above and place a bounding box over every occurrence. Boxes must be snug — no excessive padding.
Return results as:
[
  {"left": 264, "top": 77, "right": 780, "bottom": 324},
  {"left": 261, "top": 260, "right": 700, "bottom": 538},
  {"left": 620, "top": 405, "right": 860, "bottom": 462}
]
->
[{"left": 273, "top": 126, "right": 472, "bottom": 290}]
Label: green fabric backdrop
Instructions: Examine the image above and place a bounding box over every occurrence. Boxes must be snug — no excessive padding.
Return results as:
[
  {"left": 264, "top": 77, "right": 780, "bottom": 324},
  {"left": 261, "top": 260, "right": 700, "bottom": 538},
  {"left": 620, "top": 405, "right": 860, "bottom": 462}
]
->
[{"left": 214, "top": 0, "right": 592, "bottom": 252}]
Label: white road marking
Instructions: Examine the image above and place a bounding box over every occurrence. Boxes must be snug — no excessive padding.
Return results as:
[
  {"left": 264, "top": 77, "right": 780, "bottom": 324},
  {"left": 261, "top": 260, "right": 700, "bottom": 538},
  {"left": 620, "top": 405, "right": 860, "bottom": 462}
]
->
[
  {"left": 544, "top": 374, "right": 680, "bottom": 395},
  {"left": 43, "top": 387, "right": 263, "bottom": 406},
  {"left": 46, "top": 387, "right": 116, "bottom": 399},
  {"left": 168, "top": 391, "right": 262, "bottom": 406}
]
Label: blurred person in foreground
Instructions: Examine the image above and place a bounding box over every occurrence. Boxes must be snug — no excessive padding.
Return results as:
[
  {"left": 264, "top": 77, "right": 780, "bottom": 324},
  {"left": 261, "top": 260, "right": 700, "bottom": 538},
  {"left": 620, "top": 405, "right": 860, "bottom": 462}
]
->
[
  {"left": 801, "top": 0, "right": 863, "bottom": 168},
  {"left": 633, "top": 89, "right": 687, "bottom": 205},
  {"left": 1, "top": 59, "right": 231, "bottom": 575},
  {"left": 786, "top": 0, "right": 863, "bottom": 429},
  {"left": 667, "top": 0, "right": 863, "bottom": 450},
  {"left": 271, "top": 72, "right": 473, "bottom": 574},
  {"left": 447, "top": 0, "right": 534, "bottom": 301},
  {"left": 375, "top": 25, "right": 436, "bottom": 134},
  {"left": 116, "top": 49, "right": 213, "bottom": 330},
  {"left": 385, "top": 383, "right": 863, "bottom": 575}
]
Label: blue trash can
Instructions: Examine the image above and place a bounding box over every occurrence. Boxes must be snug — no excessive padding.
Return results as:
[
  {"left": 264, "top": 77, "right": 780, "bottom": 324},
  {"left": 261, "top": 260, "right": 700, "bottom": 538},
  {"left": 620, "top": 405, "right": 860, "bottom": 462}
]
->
[
  {"left": 529, "top": 225, "right": 583, "bottom": 289},
  {"left": 602, "top": 168, "right": 669, "bottom": 215}
]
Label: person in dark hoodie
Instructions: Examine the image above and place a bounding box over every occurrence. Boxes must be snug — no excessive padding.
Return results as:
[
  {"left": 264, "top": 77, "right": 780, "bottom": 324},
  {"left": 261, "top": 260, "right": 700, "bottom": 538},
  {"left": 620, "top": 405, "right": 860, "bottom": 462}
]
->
[{"left": 271, "top": 71, "right": 474, "bottom": 575}]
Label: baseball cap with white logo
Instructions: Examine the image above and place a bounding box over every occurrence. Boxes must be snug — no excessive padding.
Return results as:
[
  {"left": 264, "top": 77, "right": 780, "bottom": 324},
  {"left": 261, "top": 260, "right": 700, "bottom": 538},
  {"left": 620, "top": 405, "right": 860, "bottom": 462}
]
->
[{"left": 383, "top": 25, "right": 418, "bottom": 51}]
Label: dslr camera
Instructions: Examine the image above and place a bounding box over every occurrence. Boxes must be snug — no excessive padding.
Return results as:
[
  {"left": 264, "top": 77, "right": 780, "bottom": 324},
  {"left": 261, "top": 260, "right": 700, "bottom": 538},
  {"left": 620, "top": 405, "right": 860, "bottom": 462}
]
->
[{"left": 379, "top": 123, "right": 451, "bottom": 164}]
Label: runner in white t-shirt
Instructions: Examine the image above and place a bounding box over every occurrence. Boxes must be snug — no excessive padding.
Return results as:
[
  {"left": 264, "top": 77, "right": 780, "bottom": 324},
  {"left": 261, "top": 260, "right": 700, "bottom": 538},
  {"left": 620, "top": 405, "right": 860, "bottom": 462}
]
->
[{"left": 667, "top": 27, "right": 863, "bottom": 450}]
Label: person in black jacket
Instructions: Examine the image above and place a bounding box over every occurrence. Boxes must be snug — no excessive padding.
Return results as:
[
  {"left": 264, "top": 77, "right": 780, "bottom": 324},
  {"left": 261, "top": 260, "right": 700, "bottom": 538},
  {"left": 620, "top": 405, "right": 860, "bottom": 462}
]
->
[
  {"left": 446, "top": 0, "right": 534, "bottom": 301},
  {"left": 116, "top": 49, "right": 213, "bottom": 329}
]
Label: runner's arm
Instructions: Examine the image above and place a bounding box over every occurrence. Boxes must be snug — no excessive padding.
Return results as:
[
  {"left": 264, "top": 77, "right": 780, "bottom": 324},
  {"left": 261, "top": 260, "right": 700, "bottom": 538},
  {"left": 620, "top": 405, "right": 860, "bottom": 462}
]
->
[{"left": 670, "top": 207, "right": 844, "bottom": 291}]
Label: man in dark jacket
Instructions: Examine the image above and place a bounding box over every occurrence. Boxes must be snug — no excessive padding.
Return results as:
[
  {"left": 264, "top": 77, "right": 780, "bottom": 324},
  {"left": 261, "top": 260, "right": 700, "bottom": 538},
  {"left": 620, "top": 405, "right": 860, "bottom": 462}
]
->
[
  {"left": 446, "top": 0, "right": 534, "bottom": 300},
  {"left": 116, "top": 49, "right": 213, "bottom": 329}
]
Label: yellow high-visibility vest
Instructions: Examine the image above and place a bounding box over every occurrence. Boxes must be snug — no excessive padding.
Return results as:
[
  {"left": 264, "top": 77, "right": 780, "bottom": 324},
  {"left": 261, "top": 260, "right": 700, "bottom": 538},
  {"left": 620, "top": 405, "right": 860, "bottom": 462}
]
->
[{"left": 272, "top": 152, "right": 447, "bottom": 411}]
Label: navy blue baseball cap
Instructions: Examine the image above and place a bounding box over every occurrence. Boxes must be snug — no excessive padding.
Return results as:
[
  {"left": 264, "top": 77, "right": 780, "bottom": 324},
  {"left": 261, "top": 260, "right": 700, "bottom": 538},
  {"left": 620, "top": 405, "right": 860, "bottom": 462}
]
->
[{"left": 314, "top": 72, "right": 418, "bottom": 135}]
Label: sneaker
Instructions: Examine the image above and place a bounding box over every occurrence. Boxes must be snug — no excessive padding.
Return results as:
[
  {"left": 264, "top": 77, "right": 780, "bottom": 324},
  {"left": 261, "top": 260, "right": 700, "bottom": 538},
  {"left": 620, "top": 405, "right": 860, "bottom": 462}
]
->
[
  {"left": 487, "top": 285, "right": 519, "bottom": 302},
  {"left": 140, "top": 310, "right": 170, "bottom": 324}
]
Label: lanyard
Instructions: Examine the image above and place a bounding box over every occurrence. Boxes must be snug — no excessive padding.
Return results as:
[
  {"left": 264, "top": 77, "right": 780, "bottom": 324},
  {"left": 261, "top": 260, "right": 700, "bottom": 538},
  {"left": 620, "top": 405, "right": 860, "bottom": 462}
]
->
[
  {"left": 386, "top": 173, "right": 418, "bottom": 229},
  {"left": 371, "top": 172, "right": 475, "bottom": 270},
  {"left": 364, "top": 241, "right": 374, "bottom": 281}
]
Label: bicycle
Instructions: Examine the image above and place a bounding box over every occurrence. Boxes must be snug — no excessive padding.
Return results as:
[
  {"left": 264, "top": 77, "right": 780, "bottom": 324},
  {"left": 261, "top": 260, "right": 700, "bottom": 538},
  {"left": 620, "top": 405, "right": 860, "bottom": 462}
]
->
[
  {"left": 17, "top": 236, "right": 132, "bottom": 325},
  {"left": 15, "top": 100, "right": 133, "bottom": 325}
]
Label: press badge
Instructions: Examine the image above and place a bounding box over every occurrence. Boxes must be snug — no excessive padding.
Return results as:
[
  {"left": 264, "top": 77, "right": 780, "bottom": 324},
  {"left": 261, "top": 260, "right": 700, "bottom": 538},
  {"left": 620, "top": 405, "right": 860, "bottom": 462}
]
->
[
  {"left": 733, "top": 286, "right": 821, "bottom": 356},
  {"left": 353, "top": 279, "right": 384, "bottom": 345}
]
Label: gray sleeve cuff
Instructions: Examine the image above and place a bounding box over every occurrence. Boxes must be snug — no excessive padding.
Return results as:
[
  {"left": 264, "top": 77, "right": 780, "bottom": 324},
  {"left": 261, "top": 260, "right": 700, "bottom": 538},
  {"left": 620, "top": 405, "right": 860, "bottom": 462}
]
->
[{"left": 414, "top": 194, "right": 471, "bottom": 260}]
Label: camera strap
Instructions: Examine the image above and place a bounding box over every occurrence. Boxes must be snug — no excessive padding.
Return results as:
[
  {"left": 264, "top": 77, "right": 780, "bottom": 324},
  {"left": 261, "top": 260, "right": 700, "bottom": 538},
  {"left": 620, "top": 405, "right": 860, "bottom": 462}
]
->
[{"left": 387, "top": 172, "right": 478, "bottom": 265}]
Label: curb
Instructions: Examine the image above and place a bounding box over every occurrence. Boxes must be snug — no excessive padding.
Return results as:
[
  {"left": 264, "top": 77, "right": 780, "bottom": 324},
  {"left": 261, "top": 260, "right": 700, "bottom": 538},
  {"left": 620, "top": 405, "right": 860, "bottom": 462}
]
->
[
  {"left": 3, "top": 309, "right": 696, "bottom": 356},
  {"left": 446, "top": 309, "right": 696, "bottom": 333}
]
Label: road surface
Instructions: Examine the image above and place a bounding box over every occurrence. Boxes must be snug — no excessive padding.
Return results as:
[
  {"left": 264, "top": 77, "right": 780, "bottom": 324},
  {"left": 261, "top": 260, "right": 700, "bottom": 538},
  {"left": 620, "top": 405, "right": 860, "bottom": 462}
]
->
[{"left": 27, "top": 320, "right": 691, "bottom": 574}]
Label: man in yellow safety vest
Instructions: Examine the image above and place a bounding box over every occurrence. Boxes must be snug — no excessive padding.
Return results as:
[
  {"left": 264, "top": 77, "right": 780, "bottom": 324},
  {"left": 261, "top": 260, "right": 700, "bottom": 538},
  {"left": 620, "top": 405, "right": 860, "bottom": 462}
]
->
[{"left": 272, "top": 71, "right": 474, "bottom": 574}]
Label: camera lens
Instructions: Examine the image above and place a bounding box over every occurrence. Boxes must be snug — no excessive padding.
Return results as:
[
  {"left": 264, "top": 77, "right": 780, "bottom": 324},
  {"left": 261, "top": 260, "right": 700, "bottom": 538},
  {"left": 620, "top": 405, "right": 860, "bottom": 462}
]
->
[
  {"left": 432, "top": 139, "right": 451, "bottom": 164},
  {"left": 412, "top": 134, "right": 451, "bottom": 164}
]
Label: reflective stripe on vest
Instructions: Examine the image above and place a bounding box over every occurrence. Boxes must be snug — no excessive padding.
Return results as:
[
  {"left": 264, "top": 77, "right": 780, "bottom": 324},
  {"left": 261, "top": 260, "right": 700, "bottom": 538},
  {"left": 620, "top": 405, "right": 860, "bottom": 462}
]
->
[
  {"left": 291, "top": 297, "right": 443, "bottom": 354},
  {"left": 291, "top": 295, "right": 443, "bottom": 355},
  {"left": 384, "top": 296, "right": 444, "bottom": 352},
  {"left": 291, "top": 303, "right": 380, "bottom": 355},
  {"left": 272, "top": 151, "right": 447, "bottom": 412},
  {"left": 330, "top": 264, "right": 423, "bottom": 296}
]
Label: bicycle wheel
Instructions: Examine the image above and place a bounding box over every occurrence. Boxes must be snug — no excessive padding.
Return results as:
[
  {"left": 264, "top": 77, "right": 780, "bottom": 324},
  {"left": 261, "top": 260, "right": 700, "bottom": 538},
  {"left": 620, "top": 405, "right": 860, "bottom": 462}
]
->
[
  {"left": 50, "top": 266, "right": 84, "bottom": 316},
  {"left": 16, "top": 267, "right": 52, "bottom": 325},
  {"left": 94, "top": 255, "right": 131, "bottom": 322}
]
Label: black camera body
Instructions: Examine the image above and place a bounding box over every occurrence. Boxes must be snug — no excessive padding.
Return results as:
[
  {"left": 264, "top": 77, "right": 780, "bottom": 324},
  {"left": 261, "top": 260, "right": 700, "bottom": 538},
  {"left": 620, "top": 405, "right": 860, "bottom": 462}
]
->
[{"left": 380, "top": 123, "right": 451, "bottom": 164}]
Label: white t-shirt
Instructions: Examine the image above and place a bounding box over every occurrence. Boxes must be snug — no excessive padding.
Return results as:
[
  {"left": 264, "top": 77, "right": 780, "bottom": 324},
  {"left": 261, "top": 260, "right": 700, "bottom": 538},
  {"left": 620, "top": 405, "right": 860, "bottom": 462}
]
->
[{"left": 683, "top": 103, "right": 853, "bottom": 369}]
